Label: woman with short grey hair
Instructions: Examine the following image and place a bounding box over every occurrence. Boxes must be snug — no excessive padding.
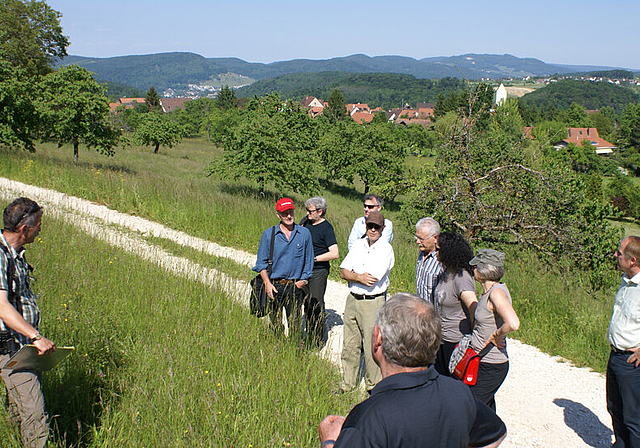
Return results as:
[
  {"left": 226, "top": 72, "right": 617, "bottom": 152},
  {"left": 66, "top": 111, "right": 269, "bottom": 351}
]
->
[
  {"left": 468, "top": 249, "right": 520, "bottom": 411},
  {"left": 300, "top": 196, "right": 339, "bottom": 347}
]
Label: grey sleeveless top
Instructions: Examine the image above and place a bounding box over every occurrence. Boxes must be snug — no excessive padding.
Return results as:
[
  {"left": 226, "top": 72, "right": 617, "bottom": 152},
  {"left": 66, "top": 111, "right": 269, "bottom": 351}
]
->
[{"left": 470, "top": 283, "right": 511, "bottom": 364}]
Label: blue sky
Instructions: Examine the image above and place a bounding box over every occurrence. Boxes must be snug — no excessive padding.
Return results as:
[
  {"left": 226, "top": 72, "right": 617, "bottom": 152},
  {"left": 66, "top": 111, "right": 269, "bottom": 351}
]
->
[{"left": 48, "top": 0, "right": 640, "bottom": 70}]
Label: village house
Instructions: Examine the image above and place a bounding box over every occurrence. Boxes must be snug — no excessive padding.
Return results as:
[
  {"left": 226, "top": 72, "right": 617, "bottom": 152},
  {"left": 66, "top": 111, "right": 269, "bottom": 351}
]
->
[{"left": 553, "top": 127, "right": 616, "bottom": 154}]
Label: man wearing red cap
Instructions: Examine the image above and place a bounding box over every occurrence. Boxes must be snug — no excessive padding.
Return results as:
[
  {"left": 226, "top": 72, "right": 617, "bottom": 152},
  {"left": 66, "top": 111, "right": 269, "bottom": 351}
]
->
[{"left": 253, "top": 198, "right": 314, "bottom": 335}]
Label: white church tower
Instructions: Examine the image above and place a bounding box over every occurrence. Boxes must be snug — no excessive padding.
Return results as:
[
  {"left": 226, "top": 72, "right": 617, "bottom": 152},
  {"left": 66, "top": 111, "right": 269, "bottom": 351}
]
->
[{"left": 495, "top": 83, "right": 507, "bottom": 106}]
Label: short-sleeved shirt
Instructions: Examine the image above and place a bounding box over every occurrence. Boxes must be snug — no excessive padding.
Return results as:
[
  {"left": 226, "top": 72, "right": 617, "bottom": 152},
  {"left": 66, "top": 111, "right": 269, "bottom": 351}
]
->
[
  {"left": 434, "top": 269, "right": 475, "bottom": 343},
  {"left": 415, "top": 250, "right": 443, "bottom": 304},
  {"left": 608, "top": 271, "right": 640, "bottom": 351},
  {"left": 0, "top": 232, "right": 40, "bottom": 347},
  {"left": 334, "top": 366, "right": 506, "bottom": 448},
  {"left": 252, "top": 224, "right": 314, "bottom": 281},
  {"left": 300, "top": 218, "right": 337, "bottom": 270},
  {"left": 340, "top": 237, "right": 394, "bottom": 295},
  {"left": 471, "top": 283, "right": 510, "bottom": 363}
]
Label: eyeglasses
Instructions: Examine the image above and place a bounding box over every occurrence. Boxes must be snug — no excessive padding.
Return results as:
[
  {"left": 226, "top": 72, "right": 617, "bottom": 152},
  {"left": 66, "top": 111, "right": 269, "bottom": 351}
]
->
[
  {"left": 306, "top": 208, "right": 317, "bottom": 214},
  {"left": 14, "top": 204, "right": 41, "bottom": 228},
  {"left": 366, "top": 223, "right": 382, "bottom": 231},
  {"left": 363, "top": 203, "right": 378, "bottom": 209},
  {"left": 414, "top": 235, "right": 430, "bottom": 243}
]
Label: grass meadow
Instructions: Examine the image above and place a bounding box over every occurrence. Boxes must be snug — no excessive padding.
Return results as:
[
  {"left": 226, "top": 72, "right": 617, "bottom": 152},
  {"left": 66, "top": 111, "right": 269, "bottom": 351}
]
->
[
  {"left": 0, "top": 215, "right": 354, "bottom": 446},
  {"left": 0, "top": 138, "right": 638, "bottom": 446}
]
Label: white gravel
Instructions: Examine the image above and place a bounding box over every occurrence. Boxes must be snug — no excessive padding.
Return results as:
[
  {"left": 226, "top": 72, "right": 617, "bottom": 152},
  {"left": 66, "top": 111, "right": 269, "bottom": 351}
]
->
[{"left": 0, "top": 177, "right": 614, "bottom": 447}]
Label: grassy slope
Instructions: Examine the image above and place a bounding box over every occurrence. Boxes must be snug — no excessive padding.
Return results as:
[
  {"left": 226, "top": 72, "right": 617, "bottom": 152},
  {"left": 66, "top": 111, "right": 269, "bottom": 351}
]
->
[
  {"left": 0, "top": 139, "right": 638, "bottom": 445},
  {"left": 0, "top": 215, "right": 354, "bottom": 447}
]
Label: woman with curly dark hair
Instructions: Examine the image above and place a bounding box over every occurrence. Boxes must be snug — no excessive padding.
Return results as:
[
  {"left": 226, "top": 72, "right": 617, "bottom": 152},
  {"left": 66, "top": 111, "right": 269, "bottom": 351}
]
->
[{"left": 433, "top": 232, "right": 478, "bottom": 375}]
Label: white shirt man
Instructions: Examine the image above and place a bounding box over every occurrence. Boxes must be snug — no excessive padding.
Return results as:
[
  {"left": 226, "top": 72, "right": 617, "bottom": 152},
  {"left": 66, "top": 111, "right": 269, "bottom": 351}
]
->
[
  {"left": 607, "top": 236, "right": 640, "bottom": 448},
  {"left": 347, "top": 194, "right": 393, "bottom": 250},
  {"left": 340, "top": 211, "right": 394, "bottom": 391}
]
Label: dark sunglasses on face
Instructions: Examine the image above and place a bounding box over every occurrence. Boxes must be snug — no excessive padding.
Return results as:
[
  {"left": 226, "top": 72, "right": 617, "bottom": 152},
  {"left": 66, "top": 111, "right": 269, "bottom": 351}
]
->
[
  {"left": 366, "top": 223, "right": 382, "bottom": 231},
  {"left": 363, "top": 204, "right": 378, "bottom": 209}
]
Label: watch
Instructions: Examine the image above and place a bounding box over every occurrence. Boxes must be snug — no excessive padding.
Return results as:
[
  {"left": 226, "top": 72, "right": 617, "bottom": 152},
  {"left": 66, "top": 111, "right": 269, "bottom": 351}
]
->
[{"left": 30, "top": 332, "right": 43, "bottom": 343}]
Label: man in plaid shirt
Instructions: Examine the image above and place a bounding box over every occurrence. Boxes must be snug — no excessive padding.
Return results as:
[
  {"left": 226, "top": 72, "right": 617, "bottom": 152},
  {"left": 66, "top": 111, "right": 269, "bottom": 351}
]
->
[
  {"left": 415, "top": 218, "right": 443, "bottom": 304},
  {"left": 0, "top": 197, "right": 55, "bottom": 448}
]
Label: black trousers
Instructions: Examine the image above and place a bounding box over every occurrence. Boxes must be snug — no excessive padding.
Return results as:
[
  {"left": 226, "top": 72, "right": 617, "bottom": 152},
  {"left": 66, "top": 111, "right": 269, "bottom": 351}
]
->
[
  {"left": 470, "top": 361, "right": 509, "bottom": 412},
  {"left": 269, "top": 282, "right": 306, "bottom": 336},
  {"left": 304, "top": 266, "right": 329, "bottom": 346}
]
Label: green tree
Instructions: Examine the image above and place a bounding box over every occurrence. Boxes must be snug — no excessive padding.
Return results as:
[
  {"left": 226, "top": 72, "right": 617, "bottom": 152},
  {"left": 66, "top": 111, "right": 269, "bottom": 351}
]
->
[
  {"left": 324, "top": 89, "right": 347, "bottom": 123},
  {"left": 37, "top": 65, "right": 121, "bottom": 163},
  {"left": 404, "top": 89, "right": 621, "bottom": 289},
  {"left": 0, "top": 0, "right": 69, "bottom": 150},
  {"left": 0, "top": 0, "right": 68, "bottom": 77},
  {"left": 562, "top": 102, "right": 590, "bottom": 127},
  {"left": 318, "top": 119, "right": 405, "bottom": 195},
  {"left": 0, "top": 60, "right": 38, "bottom": 150},
  {"left": 215, "top": 85, "right": 237, "bottom": 111},
  {"left": 145, "top": 86, "right": 161, "bottom": 111},
  {"left": 618, "top": 103, "right": 640, "bottom": 151},
  {"left": 134, "top": 112, "right": 184, "bottom": 153},
  {"left": 210, "top": 93, "right": 320, "bottom": 194}
]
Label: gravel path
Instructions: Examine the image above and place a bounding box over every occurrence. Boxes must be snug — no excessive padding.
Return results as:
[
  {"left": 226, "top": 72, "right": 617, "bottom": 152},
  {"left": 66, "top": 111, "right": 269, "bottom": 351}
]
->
[{"left": 0, "top": 177, "right": 614, "bottom": 447}]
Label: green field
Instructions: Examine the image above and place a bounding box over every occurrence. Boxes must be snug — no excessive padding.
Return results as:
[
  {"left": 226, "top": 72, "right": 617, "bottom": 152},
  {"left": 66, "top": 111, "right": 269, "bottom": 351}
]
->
[{"left": 0, "top": 139, "right": 636, "bottom": 446}]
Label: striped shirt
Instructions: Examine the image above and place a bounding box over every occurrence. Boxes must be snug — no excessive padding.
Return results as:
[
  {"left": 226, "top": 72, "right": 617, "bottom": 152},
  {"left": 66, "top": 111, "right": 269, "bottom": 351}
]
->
[
  {"left": 0, "top": 232, "right": 40, "bottom": 347},
  {"left": 415, "top": 250, "right": 443, "bottom": 304}
]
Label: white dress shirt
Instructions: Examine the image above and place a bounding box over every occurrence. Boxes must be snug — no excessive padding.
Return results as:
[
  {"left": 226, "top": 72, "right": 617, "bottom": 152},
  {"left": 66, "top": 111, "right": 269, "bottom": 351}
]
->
[
  {"left": 608, "top": 271, "right": 640, "bottom": 351},
  {"left": 340, "top": 237, "right": 394, "bottom": 295}
]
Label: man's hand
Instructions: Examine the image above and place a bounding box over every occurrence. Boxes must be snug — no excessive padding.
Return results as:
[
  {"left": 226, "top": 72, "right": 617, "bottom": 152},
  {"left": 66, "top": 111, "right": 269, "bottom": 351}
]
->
[
  {"left": 319, "top": 415, "right": 345, "bottom": 444},
  {"left": 627, "top": 347, "right": 640, "bottom": 367},
  {"left": 295, "top": 280, "right": 307, "bottom": 290},
  {"left": 266, "top": 281, "right": 277, "bottom": 300},
  {"left": 357, "top": 273, "right": 378, "bottom": 287},
  {"left": 33, "top": 337, "right": 55, "bottom": 356}
]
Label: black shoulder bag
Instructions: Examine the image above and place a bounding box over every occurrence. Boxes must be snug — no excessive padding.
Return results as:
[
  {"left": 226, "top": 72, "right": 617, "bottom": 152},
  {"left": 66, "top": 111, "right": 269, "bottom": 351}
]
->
[{"left": 249, "top": 226, "right": 275, "bottom": 317}]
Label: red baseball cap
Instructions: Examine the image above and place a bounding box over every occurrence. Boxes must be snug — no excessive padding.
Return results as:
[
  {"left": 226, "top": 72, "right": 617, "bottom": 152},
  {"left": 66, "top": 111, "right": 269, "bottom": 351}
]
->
[{"left": 276, "top": 197, "right": 295, "bottom": 213}]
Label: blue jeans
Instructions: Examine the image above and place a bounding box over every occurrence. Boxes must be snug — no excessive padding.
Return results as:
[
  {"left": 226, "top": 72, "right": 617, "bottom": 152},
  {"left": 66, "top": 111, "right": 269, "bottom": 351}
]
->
[{"left": 607, "top": 349, "right": 640, "bottom": 448}]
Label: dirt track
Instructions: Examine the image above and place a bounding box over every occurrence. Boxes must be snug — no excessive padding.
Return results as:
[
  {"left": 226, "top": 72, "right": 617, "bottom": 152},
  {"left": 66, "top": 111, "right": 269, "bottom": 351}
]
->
[{"left": 0, "top": 177, "right": 614, "bottom": 447}]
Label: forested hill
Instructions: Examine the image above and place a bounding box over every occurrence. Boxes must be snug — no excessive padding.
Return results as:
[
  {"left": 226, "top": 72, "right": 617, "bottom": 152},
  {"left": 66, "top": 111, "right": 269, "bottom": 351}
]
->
[
  {"left": 58, "top": 52, "right": 620, "bottom": 91},
  {"left": 519, "top": 79, "right": 640, "bottom": 112},
  {"left": 236, "top": 72, "right": 466, "bottom": 108}
]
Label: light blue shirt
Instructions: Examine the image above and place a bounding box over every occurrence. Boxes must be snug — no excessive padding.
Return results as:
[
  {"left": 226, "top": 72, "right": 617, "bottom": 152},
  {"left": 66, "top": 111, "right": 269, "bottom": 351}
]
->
[{"left": 253, "top": 224, "right": 314, "bottom": 280}]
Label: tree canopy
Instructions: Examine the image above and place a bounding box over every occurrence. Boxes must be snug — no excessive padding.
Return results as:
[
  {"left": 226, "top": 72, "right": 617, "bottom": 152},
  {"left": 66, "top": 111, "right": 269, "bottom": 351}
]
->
[
  {"left": 404, "top": 91, "right": 621, "bottom": 289},
  {"left": 210, "top": 93, "right": 320, "bottom": 194},
  {"left": 0, "top": 0, "right": 68, "bottom": 77},
  {"left": 37, "top": 65, "right": 121, "bottom": 163},
  {"left": 134, "top": 112, "right": 184, "bottom": 153}
]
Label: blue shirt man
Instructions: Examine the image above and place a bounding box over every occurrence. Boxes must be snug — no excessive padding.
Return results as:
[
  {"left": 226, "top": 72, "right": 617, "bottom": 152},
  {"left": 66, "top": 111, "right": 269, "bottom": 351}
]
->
[{"left": 253, "top": 197, "right": 314, "bottom": 334}]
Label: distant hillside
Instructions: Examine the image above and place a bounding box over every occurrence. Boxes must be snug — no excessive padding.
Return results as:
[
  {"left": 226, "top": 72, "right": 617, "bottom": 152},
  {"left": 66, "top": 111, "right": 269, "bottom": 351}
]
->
[
  {"left": 519, "top": 79, "right": 640, "bottom": 112},
  {"left": 237, "top": 72, "right": 466, "bottom": 109},
  {"left": 57, "top": 52, "right": 622, "bottom": 92}
]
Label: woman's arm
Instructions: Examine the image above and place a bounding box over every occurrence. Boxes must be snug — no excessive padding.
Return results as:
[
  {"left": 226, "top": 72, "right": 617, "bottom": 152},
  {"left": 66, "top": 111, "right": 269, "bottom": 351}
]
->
[
  {"left": 486, "top": 288, "right": 520, "bottom": 349},
  {"left": 460, "top": 290, "right": 478, "bottom": 327}
]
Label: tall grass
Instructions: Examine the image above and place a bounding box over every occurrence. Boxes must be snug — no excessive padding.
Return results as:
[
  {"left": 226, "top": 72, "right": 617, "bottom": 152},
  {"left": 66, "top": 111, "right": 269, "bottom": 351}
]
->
[
  {"left": 0, "top": 140, "right": 633, "bottom": 378},
  {"left": 0, "top": 215, "right": 355, "bottom": 447}
]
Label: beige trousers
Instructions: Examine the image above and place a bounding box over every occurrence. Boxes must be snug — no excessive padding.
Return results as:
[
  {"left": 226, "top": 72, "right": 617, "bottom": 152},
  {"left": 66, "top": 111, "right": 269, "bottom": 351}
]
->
[
  {"left": 341, "top": 293, "right": 384, "bottom": 391},
  {"left": 0, "top": 354, "right": 49, "bottom": 448}
]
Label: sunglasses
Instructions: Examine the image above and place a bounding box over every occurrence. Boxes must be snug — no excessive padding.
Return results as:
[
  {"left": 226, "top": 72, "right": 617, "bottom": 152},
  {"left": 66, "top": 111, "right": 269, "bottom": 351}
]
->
[
  {"left": 363, "top": 204, "right": 378, "bottom": 209},
  {"left": 366, "top": 223, "right": 382, "bottom": 231}
]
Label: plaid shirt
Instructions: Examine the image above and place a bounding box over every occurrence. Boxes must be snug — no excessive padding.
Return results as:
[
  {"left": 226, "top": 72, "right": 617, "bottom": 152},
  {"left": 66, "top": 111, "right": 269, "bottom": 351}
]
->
[
  {"left": 0, "top": 232, "right": 40, "bottom": 347},
  {"left": 415, "top": 250, "right": 443, "bottom": 305}
]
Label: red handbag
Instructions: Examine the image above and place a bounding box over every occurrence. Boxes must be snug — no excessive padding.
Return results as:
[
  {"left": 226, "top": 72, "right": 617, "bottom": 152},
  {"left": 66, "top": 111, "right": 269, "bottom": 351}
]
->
[{"left": 452, "top": 348, "right": 482, "bottom": 385}]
